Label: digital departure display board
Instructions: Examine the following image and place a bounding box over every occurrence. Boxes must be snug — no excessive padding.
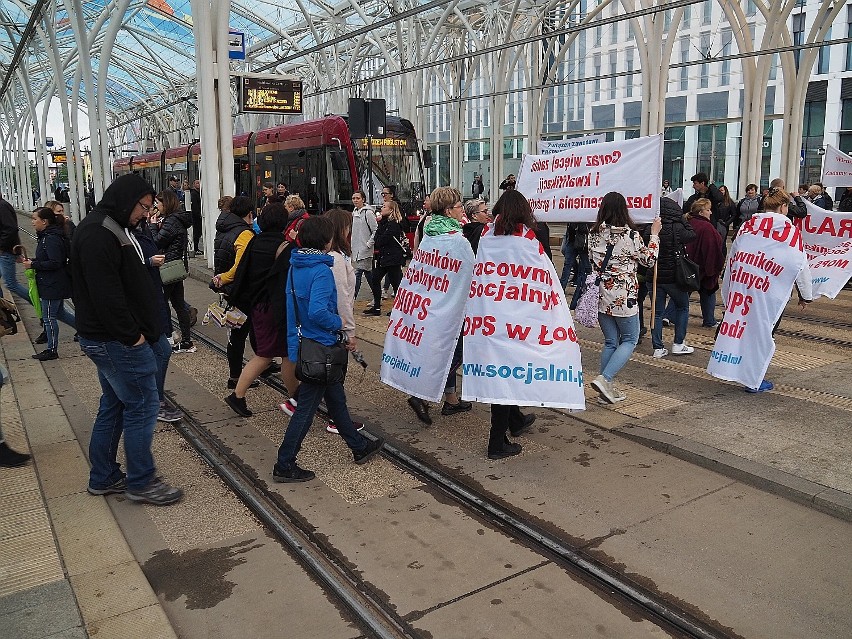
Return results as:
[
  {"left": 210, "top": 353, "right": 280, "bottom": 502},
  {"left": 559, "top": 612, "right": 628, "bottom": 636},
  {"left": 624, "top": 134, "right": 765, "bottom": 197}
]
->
[{"left": 239, "top": 77, "right": 302, "bottom": 114}]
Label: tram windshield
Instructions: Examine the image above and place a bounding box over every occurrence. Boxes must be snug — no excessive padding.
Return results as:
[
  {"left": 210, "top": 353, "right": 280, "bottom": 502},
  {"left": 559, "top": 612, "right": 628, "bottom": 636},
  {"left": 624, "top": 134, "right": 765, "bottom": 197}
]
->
[{"left": 352, "top": 134, "right": 424, "bottom": 216}]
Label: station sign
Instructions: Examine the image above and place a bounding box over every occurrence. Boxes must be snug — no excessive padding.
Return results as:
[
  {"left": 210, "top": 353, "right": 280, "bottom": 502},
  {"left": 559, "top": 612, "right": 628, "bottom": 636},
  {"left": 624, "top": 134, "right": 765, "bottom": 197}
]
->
[
  {"left": 51, "top": 152, "right": 67, "bottom": 163},
  {"left": 358, "top": 137, "right": 408, "bottom": 148},
  {"left": 238, "top": 75, "right": 302, "bottom": 114},
  {"left": 45, "top": 137, "right": 54, "bottom": 147},
  {"left": 228, "top": 30, "right": 245, "bottom": 60}
]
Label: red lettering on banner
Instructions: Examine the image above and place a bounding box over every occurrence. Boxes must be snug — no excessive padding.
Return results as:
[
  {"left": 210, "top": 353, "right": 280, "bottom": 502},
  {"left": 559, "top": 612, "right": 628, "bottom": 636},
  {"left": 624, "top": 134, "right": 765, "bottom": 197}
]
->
[
  {"left": 506, "top": 323, "right": 532, "bottom": 341},
  {"left": 726, "top": 291, "right": 752, "bottom": 316},
  {"left": 463, "top": 315, "right": 496, "bottom": 336},
  {"left": 585, "top": 150, "right": 621, "bottom": 166},
  {"left": 393, "top": 289, "right": 432, "bottom": 320}
]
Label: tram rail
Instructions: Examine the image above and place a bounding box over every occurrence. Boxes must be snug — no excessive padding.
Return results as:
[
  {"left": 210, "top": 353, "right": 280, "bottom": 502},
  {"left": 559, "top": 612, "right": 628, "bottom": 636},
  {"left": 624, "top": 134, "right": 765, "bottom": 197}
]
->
[{"left": 175, "top": 320, "right": 736, "bottom": 639}]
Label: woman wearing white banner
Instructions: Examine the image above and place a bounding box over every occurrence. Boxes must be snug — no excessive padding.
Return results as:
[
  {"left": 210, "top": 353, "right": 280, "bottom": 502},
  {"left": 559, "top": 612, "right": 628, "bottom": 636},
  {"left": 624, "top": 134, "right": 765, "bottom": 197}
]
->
[{"left": 588, "top": 193, "right": 661, "bottom": 404}]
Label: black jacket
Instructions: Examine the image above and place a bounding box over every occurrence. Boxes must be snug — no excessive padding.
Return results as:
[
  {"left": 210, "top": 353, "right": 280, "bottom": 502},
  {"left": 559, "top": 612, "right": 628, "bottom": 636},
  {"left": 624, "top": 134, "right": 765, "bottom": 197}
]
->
[
  {"left": 656, "top": 197, "right": 696, "bottom": 285},
  {"left": 462, "top": 221, "right": 485, "bottom": 255},
  {"left": 133, "top": 221, "right": 171, "bottom": 336},
  {"left": 155, "top": 210, "right": 192, "bottom": 264},
  {"left": 0, "top": 197, "right": 20, "bottom": 253},
  {"left": 32, "top": 225, "right": 72, "bottom": 300},
  {"left": 228, "top": 231, "right": 287, "bottom": 312},
  {"left": 684, "top": 183, "right": 724, "bottom": 226},
  {"left": 71, "top": 174, "right": 161, "bottom": 345},
  {"left": 839, "top": 189, "right": 852, "bottom": 212},
  {"left": 374, "top": 217, "right": 406, "bottom": 267},
  {"left": 214, "top": 211, "right": 253, "bottom": 275}
]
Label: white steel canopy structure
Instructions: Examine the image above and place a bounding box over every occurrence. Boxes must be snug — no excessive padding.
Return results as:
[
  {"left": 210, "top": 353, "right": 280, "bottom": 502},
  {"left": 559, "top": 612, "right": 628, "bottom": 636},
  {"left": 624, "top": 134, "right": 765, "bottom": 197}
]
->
[{"left": 0, "top": 0, "right": 850, "bottom": 221}]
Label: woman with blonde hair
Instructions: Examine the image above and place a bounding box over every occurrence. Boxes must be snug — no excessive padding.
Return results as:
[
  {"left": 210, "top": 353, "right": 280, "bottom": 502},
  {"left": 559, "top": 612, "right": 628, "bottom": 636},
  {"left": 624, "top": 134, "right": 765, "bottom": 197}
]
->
[{"left": 364, "top": 199, "right": 405, "bottom": 316}]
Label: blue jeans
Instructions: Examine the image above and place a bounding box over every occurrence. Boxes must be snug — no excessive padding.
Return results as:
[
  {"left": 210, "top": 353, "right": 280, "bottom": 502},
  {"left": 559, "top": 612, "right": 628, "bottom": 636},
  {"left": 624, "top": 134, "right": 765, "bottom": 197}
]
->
[
  {"left": 79, "top": 337, "right": 159, "bottom": 491},
  {"left": 559, "top": 241, "right": 590, "bottom": 290},
  {"left": 652, "top": 283, "right": 690, "bottom": 349},
  {"left": 149, "top": 333, "right": 172, "bottom": 402},
  {"left": 698, "top": 288, "right": 717, "bottom": 326},
  {"left": 598, "top": 313, "right": 640, "bottom": 382},
  {"left": 0, "top": 253, "right": 30, "bottom": 300},
  {"left": 40, "top": 298, "right": 76, "bottom": 352},
  {"left": 276, "top": 380, "right": 368, "bottom": 469},
  {"left": 354, "top": 268, "right": 372, "bottom": 299}
]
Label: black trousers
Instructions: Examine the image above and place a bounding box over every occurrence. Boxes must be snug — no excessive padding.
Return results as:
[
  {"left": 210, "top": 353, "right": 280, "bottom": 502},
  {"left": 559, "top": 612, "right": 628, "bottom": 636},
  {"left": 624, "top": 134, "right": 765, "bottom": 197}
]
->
[
  {"left": 370, "top": 264, "right": 402, "bottom": 308},
  {"left": 192, "top": 213, "right": 203, "bottom": 252},
  {"left": 489, "top": 405, "right": 524, "bottom": 452},
  {"left": 163, "top": 281, "right": 191, "bottom": 341},
  {"left": 227, "top": 317, "right": 252, "bottom": 379}
]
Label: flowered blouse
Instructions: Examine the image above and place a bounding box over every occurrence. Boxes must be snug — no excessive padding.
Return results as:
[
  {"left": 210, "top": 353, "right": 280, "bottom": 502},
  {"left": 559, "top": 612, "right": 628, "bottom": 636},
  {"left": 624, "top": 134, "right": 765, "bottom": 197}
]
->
[{"left": 587, "top": 224, "right": 659, "bottom": 317}]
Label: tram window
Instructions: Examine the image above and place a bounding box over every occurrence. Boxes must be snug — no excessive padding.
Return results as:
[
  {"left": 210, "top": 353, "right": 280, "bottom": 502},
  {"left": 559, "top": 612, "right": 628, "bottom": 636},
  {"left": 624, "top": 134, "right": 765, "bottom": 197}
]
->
[{"left": 329, "top": 149, "right": 354, "bottom": 206}]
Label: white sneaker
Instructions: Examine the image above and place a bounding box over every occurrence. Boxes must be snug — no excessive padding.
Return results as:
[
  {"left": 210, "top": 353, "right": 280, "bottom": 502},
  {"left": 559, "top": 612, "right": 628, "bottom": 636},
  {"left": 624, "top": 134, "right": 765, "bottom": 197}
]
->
[
  {"left": 672, "top": 343, "right": 694, "bottom": 355},
  {"left": 653, "top": 348, "right": 669, "bottom": 358},
  {"left": 590, "top": 374, "right": 618, "bottom": 404},
  {"left": 326, "top": 421, "right": 365, "bottom": 434}
]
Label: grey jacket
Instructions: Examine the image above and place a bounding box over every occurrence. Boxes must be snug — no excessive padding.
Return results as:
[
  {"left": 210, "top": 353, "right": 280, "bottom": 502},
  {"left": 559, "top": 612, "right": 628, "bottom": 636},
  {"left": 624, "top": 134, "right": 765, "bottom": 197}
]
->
[{"left": 351, "top": 206, "right": 377, "bottom": 262}]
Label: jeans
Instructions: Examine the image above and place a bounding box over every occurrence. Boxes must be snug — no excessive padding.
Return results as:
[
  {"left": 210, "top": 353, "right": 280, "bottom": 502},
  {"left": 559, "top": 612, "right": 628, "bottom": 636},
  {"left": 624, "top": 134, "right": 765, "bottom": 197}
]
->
[
  {"left": 698, "top": 287, "right": 717, "bottom": 326},
  {"left": 652, "top": 283, "right": 690, "bottom": 349},
  {"left": 637, "top": 280, "right": 649, "bottom": 336},
  {"left": 79, "top": 337, "right": 159, "bottom": 491},
  {"left": 598, "top": 313, "right": 640, "bottom": 382},
  {"left": 354, "top": 268, "right": 372, "bottom": 299},
  {"left": 276, "top": 380, "right": 368, "bottom": 469},
  {"left": 0, "top": 253, "right": 30, "bottom": 300},
  {"left": 40, "top": 298, "right": 76, "bottom": 352},
  {"left": 559, "top": 241, "right": 589, "bottom": 290},
  {"left": 149, "top": 333, "right": 172, "bottom": 402}
]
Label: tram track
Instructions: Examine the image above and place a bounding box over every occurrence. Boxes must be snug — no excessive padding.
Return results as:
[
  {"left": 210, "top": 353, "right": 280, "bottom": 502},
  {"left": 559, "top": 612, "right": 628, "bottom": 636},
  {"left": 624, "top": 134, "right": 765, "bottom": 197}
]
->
[{"left": 172, "top": 320, "right": 735, "bottom": 639}]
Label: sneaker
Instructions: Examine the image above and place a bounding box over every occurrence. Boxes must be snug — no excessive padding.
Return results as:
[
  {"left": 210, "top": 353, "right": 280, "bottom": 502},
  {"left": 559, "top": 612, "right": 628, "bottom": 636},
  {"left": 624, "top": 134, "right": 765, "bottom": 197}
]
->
[
  {"left": 661, "top": 318, "right": 672, "bottom": 327},
  {"left": 34, "top": 331, "right": 47, "bottom": 344},
  {"left": 362, "top": 307, "right": 381, "bottom": 316},
  {"left": 612, "top": 386, "right": 627, "bottom": 402},
  {"left": 278, "top": 398, "right": 298, "bottom": 416},
  {"left": 407, "top": 396, "right": 432, "bottom": 425},
  {"left": 590, "top": 374, "right": 618, "bottom": 404},
  {"left": 671, "top": 342, "right": 694, "bottom": 355},
  {"left": 488, "top": 441, "right": 523, "bottom": 460},
  {"left": 745, "top": 379, "right": 774, "bottom": 393},
  {"left": 353, "top": 437, "right": 384, "bottom": 464},
  {"left": 31, "top": 350, "right": 58, "bottom": 361},
  {"left": 227, "top": 378, "right": 259, "bottom": 390},
  {"left": 326, "top": 420, "right": 365, "bottom": 434},
  {"left": 0, "top": 441, "right": 31, "bottom": 467},
  {"left": 189, "top": 307, "right": 198, "bottom": 327},
  {"left": 702, "top": 321, "right": 720, "bottom": 328},
  {"left": 272, "top": 464, "right": 315, "bottom": 483},
  {"left": 441, "top": 400, "right": 472, "bottom": 416},
  {"left": 225, "top": 392, "right": 253, "bottom": 417},
  {"left": 510, "top": 413, "right": 536, "bottom": 437},
  {"left": 87, "top": 475, "right": 127, "bottom": 496},
  {"left": 173, "top": 341, "right": 196, "bottom": 354},
  {"left": 125, "top": 477, "right": 183, "bottom": 505},
  {"left": 653, "top": 348, "right": 669, "bottom": 358},
  {"left": 157, "top": 404, "right": 183, "bottom": 423}
]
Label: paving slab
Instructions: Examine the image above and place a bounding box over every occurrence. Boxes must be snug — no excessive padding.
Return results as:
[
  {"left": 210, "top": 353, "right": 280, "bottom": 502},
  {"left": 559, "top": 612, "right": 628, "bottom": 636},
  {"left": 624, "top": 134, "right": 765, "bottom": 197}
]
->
[{"left": 0, "top": 580, "right": 85, "bottom": 639}]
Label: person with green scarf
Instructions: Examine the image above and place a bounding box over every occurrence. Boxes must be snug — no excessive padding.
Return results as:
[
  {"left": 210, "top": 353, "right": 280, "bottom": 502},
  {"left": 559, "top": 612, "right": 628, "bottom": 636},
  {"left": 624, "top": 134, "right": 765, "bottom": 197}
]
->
[{"left": 404, "top": 187, "right": 474, "bottom": 425}]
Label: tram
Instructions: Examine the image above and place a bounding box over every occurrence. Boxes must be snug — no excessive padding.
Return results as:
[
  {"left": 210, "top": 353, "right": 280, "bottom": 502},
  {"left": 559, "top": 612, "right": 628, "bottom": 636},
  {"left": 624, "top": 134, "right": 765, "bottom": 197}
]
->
[{"left": 113, "top": 115, "right": 427, "bottom": 216}]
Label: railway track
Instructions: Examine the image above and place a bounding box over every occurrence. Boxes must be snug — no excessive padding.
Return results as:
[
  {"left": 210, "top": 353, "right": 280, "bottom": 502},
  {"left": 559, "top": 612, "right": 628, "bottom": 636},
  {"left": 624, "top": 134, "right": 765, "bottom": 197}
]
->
[{"left": 172, "top": 321, "right": 734, "bottom": 639}]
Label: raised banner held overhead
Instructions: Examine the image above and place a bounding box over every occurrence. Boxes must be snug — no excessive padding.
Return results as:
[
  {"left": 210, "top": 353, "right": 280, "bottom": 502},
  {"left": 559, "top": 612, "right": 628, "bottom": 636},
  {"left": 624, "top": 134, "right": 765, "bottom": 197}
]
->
[
  {"left": 797, "top": 199, "right": 852, "bottom": 298},
  {"left": 537, "top": 134, "right": 606, "bottom": 155},
  {"left": 516, "top": 134, "right": 663, "bottom": 224},
  {"left": 707, "top": 213, "right": 808, "bottom": 390},
  {"left": 380, "top": 232, "right": 474, "bottom": 402},
  {"left": 462, "top": 225, "right": 585, "bottom": 410},
  {"left": 819, "top": 145, "right": 852, "bottom": 187}
]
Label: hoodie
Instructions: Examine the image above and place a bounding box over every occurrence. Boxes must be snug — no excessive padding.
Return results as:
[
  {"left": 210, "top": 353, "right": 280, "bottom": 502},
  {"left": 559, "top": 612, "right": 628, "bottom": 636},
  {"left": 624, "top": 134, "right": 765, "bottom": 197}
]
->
[
  {"left": 286, "top": 251, "right": 341, "bottom": 363},
  {"left": 71, "top": 174, "right": 161, "bottom": 345}
]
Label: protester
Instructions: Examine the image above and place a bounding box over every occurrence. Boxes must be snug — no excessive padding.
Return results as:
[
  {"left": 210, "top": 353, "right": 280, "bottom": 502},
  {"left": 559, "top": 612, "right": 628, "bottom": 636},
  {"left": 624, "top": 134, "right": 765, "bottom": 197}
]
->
[
  {"left": 22, "top": 207, "right": 75, "bottom": 361},
  {"left": 661, "top": 179, "right": 672, "bottom": 197},
  {"left": 284, "top": 195, "right": 310, "bottom": 244},
  {"left": 715, "top": 185, "right": 736, "bottom": 247},
  {"left": 350, "top": 190, "right": 376, "bottom": 299},
  {"left": 153, "top": 190, "right": 194, "bottom": 353},
  {"left": 559, "top": 223, "right": 590, "bottom": 291},
  {"left": 72, "top": 174, "right": 182, "bottom": 505},
  {"left": 363, "top": 199, "right": 406, "bottom": 316},
  {"left": 683, "top": 172, "right": 723, "bottom": 225},
  {"left": 651, "top": 196, "right": 696, "bottom": 358},
  {"left": 212, "top": 196, "right": 257, "bottom": 388},
  {"left": 839, "top": 186, "right": 852, "bottom": 212},
  {"left": 499, "top": 174, "right": 516, "bottom": 190},
  {"left": 587, "top": 193, "right": 661, "bottom": 404},
  {"left": 685, "top": 198, "right": 724, "bottom": 327},
  {"left": 224, "top": 203, "right": 292, "bottom": 417},
  {"left": 735, "top": 183, "right": 763, "bottom": 231},
  {"left": 273, "top": 215, "right": 383, "bottom": 482}
]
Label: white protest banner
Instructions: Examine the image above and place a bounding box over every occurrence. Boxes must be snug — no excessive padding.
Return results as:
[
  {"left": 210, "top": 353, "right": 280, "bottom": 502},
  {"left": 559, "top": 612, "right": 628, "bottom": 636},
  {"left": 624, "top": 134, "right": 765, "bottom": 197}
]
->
[
  {"left": 537, "top": 134, "right": 606, "bottom": 155},
  {"left": 797, "top": 199, "right": 852, "bottom": 297},
  {"left": 381, "top": 232, "right": 474, "bottom": 402},
  {"left": 461, "top": 225, "right": 585, "bottom": 409},
  {"left": 516, "top": 134, "right": 662, "bottom": 223},
  {"left": 708, "top": 212, "right": 807, "bottom": 390},
  {"left": 820, "top": 145, "right": 852, "bottom": 187}
]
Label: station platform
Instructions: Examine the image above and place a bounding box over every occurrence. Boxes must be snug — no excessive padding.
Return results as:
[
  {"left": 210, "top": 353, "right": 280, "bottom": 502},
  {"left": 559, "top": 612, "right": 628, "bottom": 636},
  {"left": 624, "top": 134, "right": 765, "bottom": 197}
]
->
[{"left": 1, "top": 225, "right": 851, "bottom": 638}]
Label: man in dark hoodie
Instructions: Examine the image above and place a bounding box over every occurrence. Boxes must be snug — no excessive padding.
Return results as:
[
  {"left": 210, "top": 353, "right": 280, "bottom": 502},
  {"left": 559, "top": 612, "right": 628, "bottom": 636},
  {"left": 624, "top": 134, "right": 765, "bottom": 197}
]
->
[{"left": 72, "top": 174, "right": 183, "bottom": 506}]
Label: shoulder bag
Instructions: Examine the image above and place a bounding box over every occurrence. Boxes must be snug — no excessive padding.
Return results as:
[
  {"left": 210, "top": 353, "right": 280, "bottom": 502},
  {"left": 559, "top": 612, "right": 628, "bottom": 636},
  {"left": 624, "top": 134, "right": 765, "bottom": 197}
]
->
[
  {"left": 288, "top": 271, "right": 348, "bottom": 385},
  {"left": 573, "top": 239, "right": 615, "bottom": 329},
  {"left": 160, "top": 258, "right": 189, "bottom": 285},
  {"left": 673, "top": 224, "right": 700, "bottom": 292}
]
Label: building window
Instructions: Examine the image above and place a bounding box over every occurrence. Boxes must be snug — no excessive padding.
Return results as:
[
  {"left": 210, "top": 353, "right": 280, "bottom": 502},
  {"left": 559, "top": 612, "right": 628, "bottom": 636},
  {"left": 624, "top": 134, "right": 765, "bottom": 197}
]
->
[
  {"left": 802, "top": 99, "right": 826, "bottom": 184},
  {"left": 702, "top": 0, "right": 712, "bottom": 25},
  {"left": 665, "top": 9, "right": 672, "bottom": 30},
  {"left": 626, "top": 51, "right": 634, "bottom": 98},
  {"left": 818, "top": 27, "right": 831, "bottom": 74},
  {"left": 846, "top": 6, "right": 852, "bottom": 71},
  {"left": 721, "top": 28, "right": 732, "bottom": 85},
  {"left": 746, "top": 0, "right": 756, "bottom": 17},
  {"left": 683, "top": 5, "right": 691, "bottom": 28},
  {"left": 680, "top": 37, "right": 689, "bottom": 91},
  {"left": 609, "top": 59, "right": 617, "bottom": 99},
  {"left": 700, "top": 33, "right": 711, "bottom": 88},
  {"left": 792, "top": 13, "right": 805, "bottom": 69},
  {"left": 593, "top": 54, "right": 601, "bottom": 101},
  {"left": 839, "top": 99, "right": 852, "bottom": 154}
]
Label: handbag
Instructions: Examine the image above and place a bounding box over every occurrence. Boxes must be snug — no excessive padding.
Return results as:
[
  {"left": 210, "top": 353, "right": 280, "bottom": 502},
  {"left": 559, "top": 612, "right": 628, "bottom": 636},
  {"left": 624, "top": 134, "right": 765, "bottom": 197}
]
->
[
  {"left": 160, "top": 258, "right": 189, "bottom": 285},
  {"left": 202, "top": 295, "right": 247, "bottom": 329},
  {"left": 289, "top": 271, "right": 348, "bottom": 385},
  {"left": 673, "top": 225, "right": 700, "bottom": 292},
  {"left": 573, "top": 240, "right": 615, "bottom": 329}
]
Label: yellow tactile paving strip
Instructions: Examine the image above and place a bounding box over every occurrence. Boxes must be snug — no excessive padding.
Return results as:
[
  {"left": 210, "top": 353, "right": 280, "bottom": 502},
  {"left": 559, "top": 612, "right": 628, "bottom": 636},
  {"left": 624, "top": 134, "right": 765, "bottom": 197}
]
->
[
  {"left": 582, "top": 384, "right": 687, "bottom": 419},
  {"left": 0, "top": 328, "right": 178, "bottom": 639},
  {"left": 685, "top": 333, "right": 837, "bottom": 371}
]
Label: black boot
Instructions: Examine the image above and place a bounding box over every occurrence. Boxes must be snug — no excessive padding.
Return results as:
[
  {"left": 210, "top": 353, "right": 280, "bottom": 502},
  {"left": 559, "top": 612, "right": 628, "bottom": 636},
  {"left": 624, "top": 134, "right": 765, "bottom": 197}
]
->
[{"left": 0, "top": 441, "right": 31, "bottom": 467}]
